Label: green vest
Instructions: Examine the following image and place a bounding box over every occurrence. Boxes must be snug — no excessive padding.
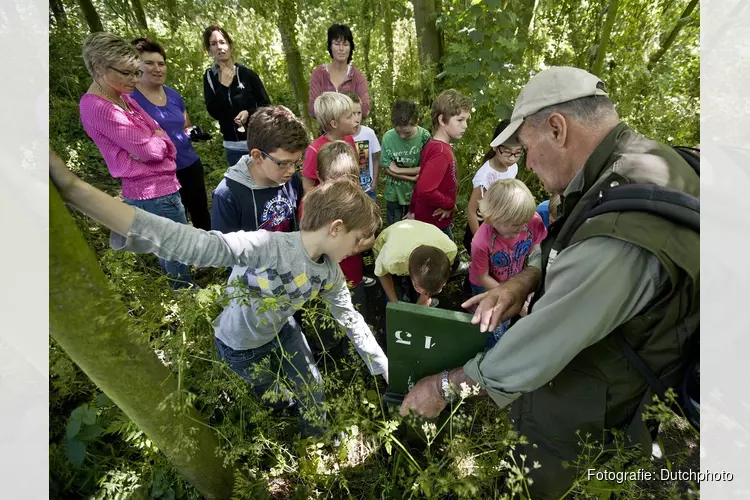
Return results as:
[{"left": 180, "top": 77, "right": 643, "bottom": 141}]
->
[{"left": 511, "top": 123, "right": 700, "bottom": 461}]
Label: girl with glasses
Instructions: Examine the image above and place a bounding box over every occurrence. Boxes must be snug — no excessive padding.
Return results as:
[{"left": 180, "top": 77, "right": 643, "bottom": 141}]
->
[{"left": 463, "top": 119, "right": 525, "bottom": 256}]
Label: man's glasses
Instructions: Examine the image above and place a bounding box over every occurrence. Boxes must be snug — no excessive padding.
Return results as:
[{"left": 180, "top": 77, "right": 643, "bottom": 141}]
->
[
  {"left": 260, "top": 150, "right": 304, "bottom": 169},
  {"left": 109, "top": 66, "right": 143, "bottom": 79}
]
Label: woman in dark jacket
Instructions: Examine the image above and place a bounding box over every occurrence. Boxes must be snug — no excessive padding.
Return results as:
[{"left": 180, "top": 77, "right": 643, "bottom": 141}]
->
[{"left": 202, "top": 25, "right": 271, "bottom": 166}]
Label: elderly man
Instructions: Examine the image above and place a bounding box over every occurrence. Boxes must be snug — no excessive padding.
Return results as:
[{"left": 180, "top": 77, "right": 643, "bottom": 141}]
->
[{"left": 400, "top": 67, "right": 699, "bottom": 498}]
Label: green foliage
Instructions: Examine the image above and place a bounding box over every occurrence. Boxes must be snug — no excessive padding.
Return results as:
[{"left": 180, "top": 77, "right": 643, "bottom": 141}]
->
[{"left": 50, "top": 0, "right": 699, "bottom": 497}]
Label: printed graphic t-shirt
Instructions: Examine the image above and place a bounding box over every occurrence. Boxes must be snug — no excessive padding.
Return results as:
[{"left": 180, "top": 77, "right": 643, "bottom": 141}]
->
[{"left": 352, "top": 125, "right": 381, "bottom": 193}]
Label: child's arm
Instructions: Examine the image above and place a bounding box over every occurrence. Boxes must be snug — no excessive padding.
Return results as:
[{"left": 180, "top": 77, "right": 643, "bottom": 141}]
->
[
  {"left": 477, "top": 272, "right": 501, "bottom": 290},
  {"left": 467, "top": 187, "right": 482, "bottom": 235},
  {"left": 388, "top": 161, "right": 421, "bottom": 176},
  {"left": 322, "top": 278, "right": 388, "bottom": 380},
  {"left": 371, "top": 151, "right": 381, "bottom": 192},
  {"left": 50, "top": 150, "right": 268, "bottom": 269},
  {"left": 301, "top": 146, "right": 318, "bottom": 195},
  {"left": 379, "top": 273, "right": 400, "bottom": 303}
]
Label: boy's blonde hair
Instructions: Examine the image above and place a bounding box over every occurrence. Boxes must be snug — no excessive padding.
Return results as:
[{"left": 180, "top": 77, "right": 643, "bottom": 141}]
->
[
  {"left": 548, "top": 194, "right": 562, "bottom": 223},
  {"left": 314, "top": 92, "right": 354, "bottom": 132},
  {"left": 479, "top": 179, "right": 536, "bottom": 227},
  {"left": 317, "top": 141, "right": 359, "bottom": 183},
  {"left": 300, "top": 178, "right": 381, "bottom": 237},
  {"left": 431, "top": 89, "right": 471, "bottom": 129}
]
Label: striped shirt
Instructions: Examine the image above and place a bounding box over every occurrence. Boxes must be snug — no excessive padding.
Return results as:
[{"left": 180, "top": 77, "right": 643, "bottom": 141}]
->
[{"left": 79, "top": 93, "right": 180, "bottom": 200}]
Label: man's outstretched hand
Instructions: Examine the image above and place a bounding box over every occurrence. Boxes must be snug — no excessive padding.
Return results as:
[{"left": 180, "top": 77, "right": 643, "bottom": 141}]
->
[
  {"left": 399, "top": 373, "right": 446, "bottom": 418},
  {"left": 461, "top": 267, "right": 541, "bottom": 332}
]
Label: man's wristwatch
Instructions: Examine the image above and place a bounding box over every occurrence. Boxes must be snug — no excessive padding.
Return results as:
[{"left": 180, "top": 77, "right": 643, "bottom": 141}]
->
[{"left": 440, "top": 370, "right": 457, "bottom": 403}]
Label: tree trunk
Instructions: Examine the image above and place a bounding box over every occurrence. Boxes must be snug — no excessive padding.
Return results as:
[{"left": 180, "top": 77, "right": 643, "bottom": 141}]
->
[
  {"left": 411, "top": 0, "right": 443, "bottom": 71},
  {"left": 50, "top": 0, "right": 68, "bottom": 27},
  {"left": 276, "top": 0, "right": 315, "bottom": 136},
  {"left": 362, "top": 0, "right": 374, "bottom": 84},
  {"left": 383, "top": 0, "right": 395, "bottom": 100},
  {"left": 49, "top": 183, "right": 235, "bottom": 499},
  {"left": 166, "top": 0, "right": 178, "bottom": 32},
  {"left": 591, "top": 0, "right": 620, "bottom": 77},
  {"left": 131, "top": 0, "right": 149, "bottom": 30},
  {"left": 77, "top": 0, "right": 103, "bottom": 32},
  {"left": 647, "top": 0, "right": 698, "bottom": 70}
]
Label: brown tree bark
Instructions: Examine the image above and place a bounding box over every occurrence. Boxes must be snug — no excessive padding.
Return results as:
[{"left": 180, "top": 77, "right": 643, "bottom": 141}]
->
[
  {"left": 411, "top": 0, "right": 443, "bottom": 71},
  {"left": 76, "top": 0, "right": 103, "bottom": 32},
  {"left": 131, "top": 0, "right": 149, "bottom": 30},
  {"left": 276, "top": 0, "right": 315, "bottom": 135},
  {"left": 383, "top": 0, "right": 395, "bottom": 100}
]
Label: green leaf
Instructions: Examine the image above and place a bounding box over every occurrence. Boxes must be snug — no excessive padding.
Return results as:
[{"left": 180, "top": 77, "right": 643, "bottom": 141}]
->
[
  {"left": 82, "top": 406, "right": 97, "bottom": 425},
  {"left": 66, "top": 439, "right": 86, "bottom": 468},
  {"left": 95, "top": 392, "right": 112, "bottom": 407},
  {"left": 76, "top": 423, "right": 104, "bottom": 442},
  {"left": 66, "top": 418, "right": 82, "bottom": 440}
]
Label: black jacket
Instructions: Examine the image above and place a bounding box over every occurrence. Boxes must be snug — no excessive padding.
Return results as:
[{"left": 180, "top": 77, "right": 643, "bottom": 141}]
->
[{"left": 203, "top": 63, "right": 271, "bottom": 143}]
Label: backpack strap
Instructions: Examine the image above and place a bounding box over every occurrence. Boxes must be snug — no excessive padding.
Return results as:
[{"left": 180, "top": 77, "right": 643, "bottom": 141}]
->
[
  {"left": 672, "top": 146, "right": 700, "bottom": 176},
  {"left": 612, "top": 330, "right": 668, "bottom": 399}
]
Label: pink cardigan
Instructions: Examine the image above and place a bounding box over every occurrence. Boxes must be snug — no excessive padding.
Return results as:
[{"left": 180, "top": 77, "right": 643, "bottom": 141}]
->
[
  {"left": 79, "top": 93, "right": 180, "bottom": 201},
  {"left": 308, "top": 64, "right": 371, "bottom": 117}
]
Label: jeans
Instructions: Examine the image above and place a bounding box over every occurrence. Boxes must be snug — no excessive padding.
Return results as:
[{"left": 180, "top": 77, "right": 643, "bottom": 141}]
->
[
  {"left": 176, "top": 159, "right": 211, "bottom": 231},
  {"left": 214, "top": 319, "right": 325, "bottom": 437},
  {"left": 386, "top": 201, "right": 409, "bottom": 226},
  {"left": 440, "top": 225, "right": 454, "bottom": 241},
  {"left": 365, "top": 189, "right": 377, "bottom": 202},
  {"left": 307, "top": 282, "right": 366, "bottom": 358},
  {"left": 470, "top": 283, "right": 510, "bottom": 349},
  {"left": 225, "top": 148, "right": 247, "bottom": 167},
  {"left": 124, "top": 192, "right": 194, "bottom": 289}
]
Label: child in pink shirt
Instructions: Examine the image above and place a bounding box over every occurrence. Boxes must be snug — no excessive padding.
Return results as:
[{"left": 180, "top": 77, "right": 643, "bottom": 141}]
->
[{"left": 469, "top": 179, "right": 547, "bottom": 347}]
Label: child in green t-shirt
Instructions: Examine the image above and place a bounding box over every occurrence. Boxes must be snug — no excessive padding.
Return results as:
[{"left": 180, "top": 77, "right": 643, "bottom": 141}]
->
[{"left": 380, "top": 100, "right": 431, "bottom": 225}]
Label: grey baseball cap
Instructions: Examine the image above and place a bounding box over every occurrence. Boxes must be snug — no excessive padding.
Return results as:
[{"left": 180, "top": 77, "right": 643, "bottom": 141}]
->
[{"left": 490, "top": 66, "right": 608, "bottom": 147}]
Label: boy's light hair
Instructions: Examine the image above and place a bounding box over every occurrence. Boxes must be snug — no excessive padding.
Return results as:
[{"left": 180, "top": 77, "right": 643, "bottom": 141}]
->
[
  {"left": 318, "top": 141, "right": 359, "bottom": 183},
  {"left": 431, "top": 89, "right": 471, "bottom": 129},
  {"left": 408, "top": 246, "right": 451, "bottom": 296},
  {"left": 479, "top": 179, "right": 536, "bottom": 227},
  {"left": 82, "top": 32, "right": 139, "bottom": 78},
  {"left": 300, "top": 178, "right": 381, "bottom": 237},
  {"left": 548, "top": 194, "right": 562, "bottom": 223},
  {"left": 314, "top": 92, "right": 354, "bottom": 132}
]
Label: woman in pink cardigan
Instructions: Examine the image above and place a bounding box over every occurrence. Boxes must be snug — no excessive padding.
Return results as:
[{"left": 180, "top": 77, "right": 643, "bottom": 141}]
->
[
  {"left": 308, "top": 24, "right": 371, "bottom": 119},
  {"left": 78, "top": 32, "right": 194, "bottom": 289}
]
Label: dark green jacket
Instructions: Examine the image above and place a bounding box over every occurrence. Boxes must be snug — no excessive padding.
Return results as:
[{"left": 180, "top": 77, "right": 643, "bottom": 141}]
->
[{"left": 514, "top": 122, "right": 699, "bottom": 461}]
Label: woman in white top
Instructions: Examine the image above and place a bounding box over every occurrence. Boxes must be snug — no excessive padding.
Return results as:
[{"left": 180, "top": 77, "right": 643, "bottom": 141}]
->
[{"left": 463, "top": 120, "right": 525, "bottom": 254}]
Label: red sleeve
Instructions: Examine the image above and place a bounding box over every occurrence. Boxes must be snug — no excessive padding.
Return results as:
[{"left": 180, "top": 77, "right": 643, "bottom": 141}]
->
[
  {"left": 302, "top": 144, "right": 319, "bottom": 180},
  {"left": 529, "top": 213, "right": 548, "bottom": 245},
  {"left": 344, "top": 136, "right": 357, "bottom": 151},
  {"left": 416, "top": 149, "right": 455, "bottom": 210},
  {"left": 470, "top": 224, "right": 491, "bottom": 276},
  {"left": 352, "top": 67, "right": 371, "bottom": 117},
  {"left": 308, "top": 65, "right": 325, "bottom": 117}
]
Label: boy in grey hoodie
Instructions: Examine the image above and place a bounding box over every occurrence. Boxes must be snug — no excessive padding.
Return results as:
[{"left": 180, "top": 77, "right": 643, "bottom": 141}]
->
[{"left": 211, "top": 107, "right": 306, "bottom": 234}]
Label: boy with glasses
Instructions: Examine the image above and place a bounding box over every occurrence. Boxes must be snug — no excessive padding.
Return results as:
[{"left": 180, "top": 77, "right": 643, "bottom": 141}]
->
[{"left": 211, "top": 106, "right": 307, "bottom": 234}]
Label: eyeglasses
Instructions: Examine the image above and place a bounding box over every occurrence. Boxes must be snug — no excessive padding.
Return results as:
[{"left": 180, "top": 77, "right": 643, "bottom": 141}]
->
[
  {"left": 498, "top": 149, "right": 524, "bottom": 160},
  {"left": 260, "top": 150, "right": 304, "bottom": 169},
  {"left": 109, "top": 66, "right": 143, "bottom": 79}
]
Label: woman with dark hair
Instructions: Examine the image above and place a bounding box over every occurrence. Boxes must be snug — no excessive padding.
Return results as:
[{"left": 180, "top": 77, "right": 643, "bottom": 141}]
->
[
  {"left": 202, "top": 25, "right": 271, "bottom": 166},
  {"left": 78, "top": 32, "right": 194, "bottom": 289},
  {"left": 131, "top": 37, "right": 211, "bottom": 231},
  {"left": 309, "top": 24, "right": 370, "bottom": 118},
  {"left": 463, "top": 119, "right": 525, "bottom": 255}
]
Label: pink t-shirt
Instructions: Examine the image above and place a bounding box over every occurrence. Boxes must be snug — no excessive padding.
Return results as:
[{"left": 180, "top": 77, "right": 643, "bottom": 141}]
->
[
  {"left": 79, "top": 93, "right": 180, "bottom": 201},
  {"left": 469, "top": 213, "right": 547, "bottom": 286},
  {"left": 301, "top": 135, "right": 357, "bottom": 184}
]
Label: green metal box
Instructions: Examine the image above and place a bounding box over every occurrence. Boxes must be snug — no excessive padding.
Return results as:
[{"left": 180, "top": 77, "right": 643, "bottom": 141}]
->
[{"left": 384, "top": 301, "right": 489, "bottom": 404}]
